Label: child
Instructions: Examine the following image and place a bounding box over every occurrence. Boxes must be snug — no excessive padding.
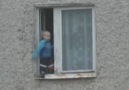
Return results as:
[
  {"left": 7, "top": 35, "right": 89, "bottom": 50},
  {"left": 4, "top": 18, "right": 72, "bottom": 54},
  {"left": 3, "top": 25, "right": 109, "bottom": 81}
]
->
[{"left": 32, "top": 31, "right": 54, "bottom": 77}]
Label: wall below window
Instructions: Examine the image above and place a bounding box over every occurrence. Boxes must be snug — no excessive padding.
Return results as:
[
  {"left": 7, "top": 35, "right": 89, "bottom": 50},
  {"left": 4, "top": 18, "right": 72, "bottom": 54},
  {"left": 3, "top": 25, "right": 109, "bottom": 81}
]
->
[{"left": 0, "top": 0, "right": 129, "bottom": 90}]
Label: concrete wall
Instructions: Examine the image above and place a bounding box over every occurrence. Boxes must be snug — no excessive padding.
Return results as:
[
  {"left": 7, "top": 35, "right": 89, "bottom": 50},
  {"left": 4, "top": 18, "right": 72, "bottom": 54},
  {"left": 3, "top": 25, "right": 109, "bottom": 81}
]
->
[{"left": 0, "top": 0, "right": 129, "bottom": 90}]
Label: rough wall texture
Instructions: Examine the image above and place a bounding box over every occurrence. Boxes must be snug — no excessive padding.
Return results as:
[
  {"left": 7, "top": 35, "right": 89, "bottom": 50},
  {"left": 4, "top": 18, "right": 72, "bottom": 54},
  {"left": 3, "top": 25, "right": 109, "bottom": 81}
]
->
[{"left": 0, "top": 0, "right": 129, "bottom": 90}]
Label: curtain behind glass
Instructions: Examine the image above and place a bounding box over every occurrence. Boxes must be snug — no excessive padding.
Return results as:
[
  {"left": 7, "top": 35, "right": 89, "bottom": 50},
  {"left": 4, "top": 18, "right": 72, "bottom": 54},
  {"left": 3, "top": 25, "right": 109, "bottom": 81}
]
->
[{"left": 62, "top": 9, "right": 93, "bottom": 71}]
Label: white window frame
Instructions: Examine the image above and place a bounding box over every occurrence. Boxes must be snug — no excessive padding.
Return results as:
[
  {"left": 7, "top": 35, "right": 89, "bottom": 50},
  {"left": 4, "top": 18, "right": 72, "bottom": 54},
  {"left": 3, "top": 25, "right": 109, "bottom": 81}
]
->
[
  {"left": 34, "top": 5, "right": 96, "bottom": 79},
  {"left": 54, "top": 7, "right": 96, "bottom": 73}
]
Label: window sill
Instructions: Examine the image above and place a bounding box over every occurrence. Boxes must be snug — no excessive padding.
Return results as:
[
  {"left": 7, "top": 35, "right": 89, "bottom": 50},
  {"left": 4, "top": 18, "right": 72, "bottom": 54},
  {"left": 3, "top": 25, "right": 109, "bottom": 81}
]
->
[{"left": 34, "top": 72, "right": 96, "bottom": 80}]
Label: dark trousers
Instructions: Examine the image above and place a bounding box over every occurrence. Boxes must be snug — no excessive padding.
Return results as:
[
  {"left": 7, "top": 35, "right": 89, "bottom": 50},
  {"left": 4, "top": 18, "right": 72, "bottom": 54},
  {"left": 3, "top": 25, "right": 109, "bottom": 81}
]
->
[{"left": 40, "top": 57, "right": 53, "bottom": 74}]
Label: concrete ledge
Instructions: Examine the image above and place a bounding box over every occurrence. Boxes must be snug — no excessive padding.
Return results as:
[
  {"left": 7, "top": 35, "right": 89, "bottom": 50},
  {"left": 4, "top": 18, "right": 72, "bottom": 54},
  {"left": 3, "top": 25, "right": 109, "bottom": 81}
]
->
[
  {"left": 34, "top": 3, "right": 95, "bottom": 8},
  {"left": 34, "top": 72, "right": 96, "bottom": 80}
]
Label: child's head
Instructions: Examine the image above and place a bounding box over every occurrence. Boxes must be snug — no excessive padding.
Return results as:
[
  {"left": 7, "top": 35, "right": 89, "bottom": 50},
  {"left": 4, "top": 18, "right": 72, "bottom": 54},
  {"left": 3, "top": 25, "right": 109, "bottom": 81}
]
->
[{"left": 42, "top": 31, "right": 51, "bottom": 41}]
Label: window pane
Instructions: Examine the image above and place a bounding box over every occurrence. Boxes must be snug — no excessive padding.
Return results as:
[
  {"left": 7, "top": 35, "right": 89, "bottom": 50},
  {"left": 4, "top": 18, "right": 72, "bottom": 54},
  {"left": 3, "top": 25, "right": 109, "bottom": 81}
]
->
[{"left": 62, "top": 9, "right": 93, "bottom": 71}]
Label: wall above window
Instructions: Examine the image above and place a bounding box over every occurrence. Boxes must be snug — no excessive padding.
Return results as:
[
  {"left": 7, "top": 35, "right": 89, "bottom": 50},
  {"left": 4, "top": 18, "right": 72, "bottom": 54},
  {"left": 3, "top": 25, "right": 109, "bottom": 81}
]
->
[{"left": 34, "top": 3, "right": 95, "bottom": 8}]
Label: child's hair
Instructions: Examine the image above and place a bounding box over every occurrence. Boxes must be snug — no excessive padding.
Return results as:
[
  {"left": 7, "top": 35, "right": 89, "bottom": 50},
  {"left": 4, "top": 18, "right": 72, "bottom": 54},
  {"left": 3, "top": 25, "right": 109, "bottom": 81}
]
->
[
  {"left": 42, "top": 30, "right": 50, "bottom": 34},
  {"left": 41, "top": 30, "right": 50, "bottom": 37}
]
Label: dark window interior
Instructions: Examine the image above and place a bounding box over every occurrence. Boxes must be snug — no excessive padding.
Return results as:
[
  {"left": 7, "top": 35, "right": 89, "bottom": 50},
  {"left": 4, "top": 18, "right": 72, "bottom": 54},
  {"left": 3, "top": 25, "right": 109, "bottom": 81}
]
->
[
  {"left": 39, "top": 8, "right": 54, "bottom": 75},
  {"left": 40, "top": 8, "right": 53, "bottom": 43}
]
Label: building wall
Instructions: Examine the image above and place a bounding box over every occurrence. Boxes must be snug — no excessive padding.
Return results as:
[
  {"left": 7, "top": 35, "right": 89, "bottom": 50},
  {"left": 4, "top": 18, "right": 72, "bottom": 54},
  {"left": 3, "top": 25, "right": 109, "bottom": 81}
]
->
[{"left": 0, "top": 0, "right": 129, "bottom": 90}]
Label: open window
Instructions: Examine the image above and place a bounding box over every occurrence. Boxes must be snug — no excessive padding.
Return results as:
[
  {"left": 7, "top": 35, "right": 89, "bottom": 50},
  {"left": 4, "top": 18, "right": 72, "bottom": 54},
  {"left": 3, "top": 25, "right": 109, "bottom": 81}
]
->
[{"left": 35, "top": 5, "right": 96, "bottom": 79}]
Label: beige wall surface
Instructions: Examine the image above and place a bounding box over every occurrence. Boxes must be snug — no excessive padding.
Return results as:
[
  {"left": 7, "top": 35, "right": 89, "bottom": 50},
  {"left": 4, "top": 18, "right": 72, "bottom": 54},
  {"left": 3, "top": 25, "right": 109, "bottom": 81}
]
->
[{"left": 0, "top": 0, "right": 129, "bottom": 90}]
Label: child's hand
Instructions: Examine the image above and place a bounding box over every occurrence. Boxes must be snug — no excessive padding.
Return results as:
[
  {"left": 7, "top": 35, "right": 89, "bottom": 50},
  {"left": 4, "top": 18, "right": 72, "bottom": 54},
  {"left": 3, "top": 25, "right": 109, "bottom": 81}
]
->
[
  {"left": 32, "top": 53, "right": 38, "bottom": 60},
  {"left": 48, "top": 64, "right": 54, "bottom": 73}
]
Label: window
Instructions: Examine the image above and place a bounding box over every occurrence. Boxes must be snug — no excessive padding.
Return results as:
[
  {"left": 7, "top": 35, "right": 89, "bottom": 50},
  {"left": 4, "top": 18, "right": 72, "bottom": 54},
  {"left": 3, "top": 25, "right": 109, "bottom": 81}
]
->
[{"left": 34, "top": 5, "right": 96, "bottom": 79}]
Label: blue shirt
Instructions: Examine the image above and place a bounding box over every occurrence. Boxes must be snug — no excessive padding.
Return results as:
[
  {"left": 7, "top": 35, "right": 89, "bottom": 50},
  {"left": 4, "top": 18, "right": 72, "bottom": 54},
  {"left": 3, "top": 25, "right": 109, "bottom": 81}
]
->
[{"left": 32, "top": 40, "right": 52, "bottom": 60}]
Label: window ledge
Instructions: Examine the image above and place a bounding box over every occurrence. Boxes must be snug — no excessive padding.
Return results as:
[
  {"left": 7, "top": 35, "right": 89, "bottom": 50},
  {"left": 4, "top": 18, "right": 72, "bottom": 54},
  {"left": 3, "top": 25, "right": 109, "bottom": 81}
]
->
[{"left": 34, "top": 72, "right": 96, "bottom": 80}]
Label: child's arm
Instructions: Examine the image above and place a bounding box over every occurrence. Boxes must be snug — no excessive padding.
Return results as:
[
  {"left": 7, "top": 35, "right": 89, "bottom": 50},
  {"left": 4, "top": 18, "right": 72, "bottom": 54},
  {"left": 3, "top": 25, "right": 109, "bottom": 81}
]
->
[{"left": 32, "top": 40, "right": 46, "bottom": 60}]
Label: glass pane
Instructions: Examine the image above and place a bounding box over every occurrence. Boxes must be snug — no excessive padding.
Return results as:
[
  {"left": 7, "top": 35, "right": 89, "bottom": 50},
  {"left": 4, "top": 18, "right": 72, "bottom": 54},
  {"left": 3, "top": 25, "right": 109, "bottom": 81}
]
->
[{"left": 62, "top": 9, "right": 93, "bottom": 71}]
